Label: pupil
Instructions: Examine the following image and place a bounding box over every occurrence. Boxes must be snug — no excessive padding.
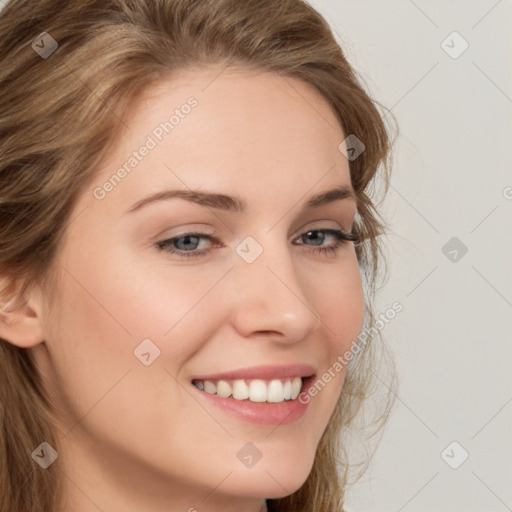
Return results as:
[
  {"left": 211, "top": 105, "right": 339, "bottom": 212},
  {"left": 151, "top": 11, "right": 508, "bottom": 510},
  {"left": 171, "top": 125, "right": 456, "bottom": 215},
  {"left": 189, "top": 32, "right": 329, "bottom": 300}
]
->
[
  {"left": 307, "top": 231, "right": 323, "bottom": 246},
  {"left": 176, "top": 235, "right": 199, "bottom": 251}
]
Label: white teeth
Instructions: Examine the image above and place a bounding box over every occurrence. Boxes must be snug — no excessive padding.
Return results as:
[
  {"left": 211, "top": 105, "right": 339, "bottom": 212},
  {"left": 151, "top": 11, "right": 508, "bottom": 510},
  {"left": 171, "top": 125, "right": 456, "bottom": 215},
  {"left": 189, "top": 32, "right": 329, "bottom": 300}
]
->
[
  {"left": 291, "top": 377, "right": 302, "bottom": 399},
  {"left": 249, "top": 380, "right": 267, "bottom": 402},
  {"left": 204, "top": 380, "right": 216, "bottom": 394},
  {"left": 232, "top": 379, "right": 249, "bottom": 400},
  {"left": 267, "top": 379, "right": 284, "bottom": 403},
  {"left": 217, "top": 380, "right": 231, "bottom": 398},
  {"left": 193, "top": 376, "right": 305, "bottom": 403},
  {"left": 283, "top": 379, "right": 292, "bottom": 400}
]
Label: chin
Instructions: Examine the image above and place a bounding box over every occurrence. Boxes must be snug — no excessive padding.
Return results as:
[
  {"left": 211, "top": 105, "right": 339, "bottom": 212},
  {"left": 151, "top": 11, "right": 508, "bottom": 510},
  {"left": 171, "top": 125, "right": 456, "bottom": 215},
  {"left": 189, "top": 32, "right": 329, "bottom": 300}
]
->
[{"left": 223, "top": 451, "right": 315, "bottom": 500}]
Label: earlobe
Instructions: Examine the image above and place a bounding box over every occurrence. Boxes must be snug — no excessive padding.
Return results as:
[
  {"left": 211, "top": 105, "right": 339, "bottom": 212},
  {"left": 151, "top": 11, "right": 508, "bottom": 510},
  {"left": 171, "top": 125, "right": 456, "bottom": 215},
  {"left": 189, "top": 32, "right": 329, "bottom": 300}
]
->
[{"left": 0, "top": 282, "right": 45, "bottom": 348}]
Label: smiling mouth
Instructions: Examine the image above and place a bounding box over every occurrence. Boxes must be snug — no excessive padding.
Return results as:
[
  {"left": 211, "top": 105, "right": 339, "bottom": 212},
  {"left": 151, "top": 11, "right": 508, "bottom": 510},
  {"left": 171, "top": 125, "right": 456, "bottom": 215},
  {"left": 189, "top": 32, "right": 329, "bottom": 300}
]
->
[{"left": 192, "top": 376, "right": 314, "bottom": 404}]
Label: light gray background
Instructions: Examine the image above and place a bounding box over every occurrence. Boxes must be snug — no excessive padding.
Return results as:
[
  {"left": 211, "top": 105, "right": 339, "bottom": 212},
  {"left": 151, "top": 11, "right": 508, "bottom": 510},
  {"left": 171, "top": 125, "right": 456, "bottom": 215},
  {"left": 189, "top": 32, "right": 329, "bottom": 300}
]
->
[{"left": 308, "top": 1, "right": 512, "bottom": 511}]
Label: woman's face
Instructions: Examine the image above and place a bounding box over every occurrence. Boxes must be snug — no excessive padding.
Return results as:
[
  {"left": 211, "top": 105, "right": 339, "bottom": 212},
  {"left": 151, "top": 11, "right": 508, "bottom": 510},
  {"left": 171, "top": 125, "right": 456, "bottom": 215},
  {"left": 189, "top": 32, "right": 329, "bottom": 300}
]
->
[{"left": 32, "top": 66, "right": 365, "bottom": 511}]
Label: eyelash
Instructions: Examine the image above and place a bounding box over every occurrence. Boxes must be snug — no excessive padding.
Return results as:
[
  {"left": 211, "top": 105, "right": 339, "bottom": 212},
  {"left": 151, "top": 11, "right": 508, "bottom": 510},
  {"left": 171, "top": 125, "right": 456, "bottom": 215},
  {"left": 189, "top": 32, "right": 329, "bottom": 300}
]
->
[{"left": 156, "top": 229, "right": 359, "bottom": 260}]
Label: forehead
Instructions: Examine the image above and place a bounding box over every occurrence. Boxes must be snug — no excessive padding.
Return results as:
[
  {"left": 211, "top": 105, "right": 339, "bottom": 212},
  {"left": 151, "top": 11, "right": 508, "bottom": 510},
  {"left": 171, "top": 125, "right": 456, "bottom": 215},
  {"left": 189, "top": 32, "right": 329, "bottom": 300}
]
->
[{"left": 88, "top": 65, "right": 352, "bottom": 214}]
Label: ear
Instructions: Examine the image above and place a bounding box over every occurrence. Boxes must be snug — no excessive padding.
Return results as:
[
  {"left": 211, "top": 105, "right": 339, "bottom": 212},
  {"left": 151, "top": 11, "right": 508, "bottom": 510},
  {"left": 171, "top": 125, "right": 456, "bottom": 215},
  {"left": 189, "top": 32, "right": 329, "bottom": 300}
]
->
[{"left": 0, "top": 277, "right": 45, "bottom": 348}]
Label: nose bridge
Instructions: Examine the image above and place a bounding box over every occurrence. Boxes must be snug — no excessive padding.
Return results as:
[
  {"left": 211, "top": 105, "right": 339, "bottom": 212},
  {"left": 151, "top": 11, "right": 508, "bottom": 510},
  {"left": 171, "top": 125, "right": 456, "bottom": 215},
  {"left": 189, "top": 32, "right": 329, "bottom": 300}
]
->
[{"left": 229, "top": 234, "right": 321, "bottom": 341}]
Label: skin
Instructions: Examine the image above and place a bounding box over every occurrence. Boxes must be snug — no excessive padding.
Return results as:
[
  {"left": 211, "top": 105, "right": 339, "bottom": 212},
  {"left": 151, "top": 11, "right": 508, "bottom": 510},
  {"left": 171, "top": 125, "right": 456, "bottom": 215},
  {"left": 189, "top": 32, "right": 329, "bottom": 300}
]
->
[{"left": 0, "top": 66, "right": 365, "bottom": 512}]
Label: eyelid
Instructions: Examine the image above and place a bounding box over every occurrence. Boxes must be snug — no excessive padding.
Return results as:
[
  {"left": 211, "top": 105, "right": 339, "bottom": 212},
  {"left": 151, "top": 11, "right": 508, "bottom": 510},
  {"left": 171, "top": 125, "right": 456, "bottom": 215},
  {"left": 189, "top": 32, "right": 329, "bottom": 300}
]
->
[
  {"left": 153, "top": 223, "right": 217, "bottom": 239},
  {"left": 155, "top": 231, "right": 220, "bottom": 250},
  {"left": 156, "top": 220, "right": 352, "bottom": 245},
  {"left": 293, "top": 219, "right": 352, "bottom": 237}
]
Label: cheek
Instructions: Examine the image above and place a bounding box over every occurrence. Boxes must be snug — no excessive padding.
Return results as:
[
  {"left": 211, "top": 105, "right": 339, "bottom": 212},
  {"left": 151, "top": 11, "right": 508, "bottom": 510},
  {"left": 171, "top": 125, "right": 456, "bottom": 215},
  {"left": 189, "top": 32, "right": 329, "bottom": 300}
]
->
[
  {"left": 310, "top": 256, "right": 365, "bottom": 351},
  {"left": 42, "top": 246, "right": 225, "bottom": 426},
  {"left": 40, "top": 271, "right": 135, "bottom": 428},
  {"left": 41, "top": 263, "right": 207, "bottom": 466},
  {"left": 294, "top": 255, "right": 365, "bottom": 430}
]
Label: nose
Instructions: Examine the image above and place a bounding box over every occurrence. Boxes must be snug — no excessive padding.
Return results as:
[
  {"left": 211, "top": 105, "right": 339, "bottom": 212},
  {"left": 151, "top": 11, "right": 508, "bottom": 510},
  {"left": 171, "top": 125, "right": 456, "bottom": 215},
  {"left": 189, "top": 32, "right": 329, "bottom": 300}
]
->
[{"left": 227, "top": 240, "right": 322, "bottom": 344}]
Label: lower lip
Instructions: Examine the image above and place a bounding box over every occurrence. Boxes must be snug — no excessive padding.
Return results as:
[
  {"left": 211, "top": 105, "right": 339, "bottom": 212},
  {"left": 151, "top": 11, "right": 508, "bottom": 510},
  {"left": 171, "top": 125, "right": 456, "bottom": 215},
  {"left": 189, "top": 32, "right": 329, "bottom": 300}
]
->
[{"left": 191, "top": 378, "right": 314, "bottom": 426}]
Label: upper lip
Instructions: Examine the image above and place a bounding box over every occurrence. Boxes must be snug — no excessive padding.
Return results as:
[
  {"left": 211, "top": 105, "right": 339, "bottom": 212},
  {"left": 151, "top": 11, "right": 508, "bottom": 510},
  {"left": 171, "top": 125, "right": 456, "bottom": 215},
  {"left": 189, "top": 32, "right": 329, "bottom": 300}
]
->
[{"left": 191, "top": 364, "right": 317, "bottom": 382}]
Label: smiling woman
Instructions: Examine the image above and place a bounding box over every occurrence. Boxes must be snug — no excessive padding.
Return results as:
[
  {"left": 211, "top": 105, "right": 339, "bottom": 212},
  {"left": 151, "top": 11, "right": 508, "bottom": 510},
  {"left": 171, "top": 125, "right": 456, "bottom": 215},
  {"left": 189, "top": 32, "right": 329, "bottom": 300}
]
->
[{"left": 0, "top": 1, "right": 397, "bottom": 512}]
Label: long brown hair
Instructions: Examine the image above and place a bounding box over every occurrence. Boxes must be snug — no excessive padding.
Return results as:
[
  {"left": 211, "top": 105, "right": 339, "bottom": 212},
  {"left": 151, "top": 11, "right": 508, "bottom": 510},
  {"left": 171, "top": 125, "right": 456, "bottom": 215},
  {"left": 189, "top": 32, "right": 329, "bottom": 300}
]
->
[{"left": 0, "top": 1, "right": 397, "bottom": 510}]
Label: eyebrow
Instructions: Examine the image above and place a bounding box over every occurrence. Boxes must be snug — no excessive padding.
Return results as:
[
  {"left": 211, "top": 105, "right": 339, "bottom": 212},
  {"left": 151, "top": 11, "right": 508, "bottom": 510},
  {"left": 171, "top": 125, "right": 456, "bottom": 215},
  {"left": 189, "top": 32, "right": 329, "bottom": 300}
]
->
[{"left": 126, "top": 184, "right": 355, "bottom": 214}]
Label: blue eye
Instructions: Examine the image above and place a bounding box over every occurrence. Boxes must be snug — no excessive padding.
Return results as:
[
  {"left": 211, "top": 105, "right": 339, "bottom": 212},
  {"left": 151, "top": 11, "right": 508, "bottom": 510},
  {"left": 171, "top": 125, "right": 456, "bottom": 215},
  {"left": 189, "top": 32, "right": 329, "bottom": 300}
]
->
[
  {"left": 164, "top": 234, "right": 203, "bottom": 252},
  {"left": 156, "top": 229, "right": 359, "bottom": 259},
  {"left": 156, "top": 233, "right": 213, "bottom": 257},
  {"left": 295, "top": 229, "right": 359, "bottom": 257}
]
